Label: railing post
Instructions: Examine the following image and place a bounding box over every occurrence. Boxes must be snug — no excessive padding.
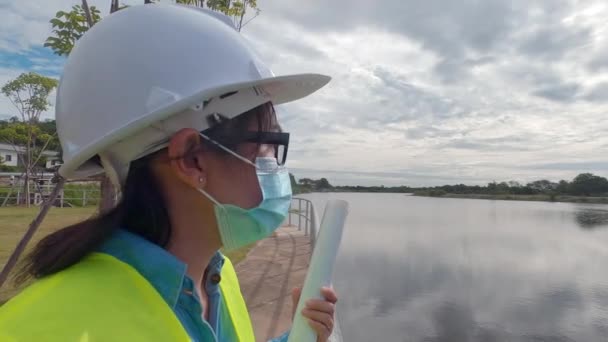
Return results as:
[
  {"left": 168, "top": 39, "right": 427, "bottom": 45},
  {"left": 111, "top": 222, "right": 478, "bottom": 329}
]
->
[
  {"left": 305, "top": 201, "right": 310, "bottom": 236},
  {"left": 303, "top": 200, "right": 307, "bottom": 236},
  {"left": 298, "top": 199, "right": 302, "bottom": 230},
  {"left": 291, "top": 197, "right": 318, "bottom": 250},
  {"left": 310, "top": 204, "right": 317, "bottom": 249}
]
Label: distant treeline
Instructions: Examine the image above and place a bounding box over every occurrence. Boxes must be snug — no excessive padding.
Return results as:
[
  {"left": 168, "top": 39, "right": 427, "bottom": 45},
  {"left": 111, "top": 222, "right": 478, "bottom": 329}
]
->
[
  {"left": 290, "top": 173, "right": 608, "bottom": 198},
  {"left": 416, "top": 173, "right": 608, "bottom": 197},
  {"left": 289, "top": 174, "right": 414, "bottom": 194}
]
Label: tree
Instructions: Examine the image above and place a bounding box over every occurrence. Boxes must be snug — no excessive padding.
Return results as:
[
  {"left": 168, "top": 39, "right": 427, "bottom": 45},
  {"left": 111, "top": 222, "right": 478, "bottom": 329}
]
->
[
  {"left": 1, "top": 73, "right": 58, "bottom": 206},
  {"left": 487, "top": 181, "right": 498, "bottom": 194},
  {"left": 289, "top": 173, "right": 297, "bottom": 188},
  {"left": 37, "top": 119, "right": 61, "bottom": 153},
  {"left": 0, "top": 118, "right": 61, "bottom": 173},
  {"left": 556, "top": 180, "right": 570, "bottom": 194},
  {"left": 569, "top": 173, "right": 608, "bottom": 196},
  {"left": 316, "top": 178, "right": 332, "bottom": 190},
  {"left": 44, "top": 4, "right": 101, "bottom": 56},
  {"left": 0, "top": 122, "right": 55, "bottom": 167},
  {"left": 299, "top": 178, "right": 314, "bottom": 187},
  {"left": 508, "top": 181, "right": 522, "bottom": 188},
  {"left": 176, "top": 0, "right": 260, "bottom": 31},
  {"left": 1, "top": 73, "right": 57, "bottom": 123},
  {"left": 496, "top": 181, "right": 510, "bottom": 194},
  {"left": 526, "top": 179, "right": 557, "bottom": 192}
]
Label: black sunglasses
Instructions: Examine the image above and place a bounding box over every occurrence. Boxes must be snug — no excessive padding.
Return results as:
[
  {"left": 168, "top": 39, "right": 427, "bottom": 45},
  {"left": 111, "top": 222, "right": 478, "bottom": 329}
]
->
[{"left": 241, "top": 131, "right": 290, "bottom": 166}]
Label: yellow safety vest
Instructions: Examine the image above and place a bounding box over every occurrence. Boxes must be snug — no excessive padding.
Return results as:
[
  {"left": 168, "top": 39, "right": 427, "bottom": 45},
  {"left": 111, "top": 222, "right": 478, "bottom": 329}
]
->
[{"left": 0, "top": 252, "right": 255, "bottom": 342}]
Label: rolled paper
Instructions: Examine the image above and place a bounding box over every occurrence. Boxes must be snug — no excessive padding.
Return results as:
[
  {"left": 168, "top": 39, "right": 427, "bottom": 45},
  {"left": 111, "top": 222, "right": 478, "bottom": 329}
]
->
[{"left": 288, "top": 199, "right": 349, "bottom": 342}]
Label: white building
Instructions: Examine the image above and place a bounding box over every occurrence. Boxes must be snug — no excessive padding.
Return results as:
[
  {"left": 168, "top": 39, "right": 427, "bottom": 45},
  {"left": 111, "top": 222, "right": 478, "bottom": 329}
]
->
[
  {"left": 44, "top": 151, "right": 62, "bottom": 169},
  {"left": 0, "top": 143, "right": 19, "bottom": 167},
  {"left": 0, "top": 143, "right": 61, "bottom": 169}
]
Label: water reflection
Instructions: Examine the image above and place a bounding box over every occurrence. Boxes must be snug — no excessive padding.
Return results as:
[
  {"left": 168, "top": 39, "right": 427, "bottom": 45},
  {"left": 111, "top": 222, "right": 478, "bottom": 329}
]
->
[
  {"left": 575, "top": 208, "right": 608, "bottom": 229},
  {"left": 334, "top": 250, "right": 604, "bottom": 341},
  {"left": 302, "top": 193, "right": 608, "bottom": 342}
]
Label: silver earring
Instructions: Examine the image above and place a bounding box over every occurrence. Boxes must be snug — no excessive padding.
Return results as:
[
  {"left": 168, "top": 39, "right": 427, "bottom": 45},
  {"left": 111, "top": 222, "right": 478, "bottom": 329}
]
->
[{"left": 198, "top": 177, "right": 204, "bottom": 183}]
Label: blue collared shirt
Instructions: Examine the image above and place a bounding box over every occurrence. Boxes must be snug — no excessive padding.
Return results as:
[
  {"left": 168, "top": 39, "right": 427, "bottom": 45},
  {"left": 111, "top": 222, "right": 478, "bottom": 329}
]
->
[{"left": 97, "top": 229, "right": 289, "bottom": 341}]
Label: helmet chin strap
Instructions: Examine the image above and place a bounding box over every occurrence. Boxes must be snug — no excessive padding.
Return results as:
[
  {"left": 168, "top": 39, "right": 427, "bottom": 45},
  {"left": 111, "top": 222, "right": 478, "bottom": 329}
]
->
[{"left": 98, "top": 152, "right": 124, "bottom": 200}]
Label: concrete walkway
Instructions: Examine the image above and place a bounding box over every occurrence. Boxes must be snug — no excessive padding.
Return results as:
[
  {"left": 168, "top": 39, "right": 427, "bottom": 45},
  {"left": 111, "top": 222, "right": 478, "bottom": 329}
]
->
[{"left": 235, "top": 226, "right": 312, "bottom": 342}]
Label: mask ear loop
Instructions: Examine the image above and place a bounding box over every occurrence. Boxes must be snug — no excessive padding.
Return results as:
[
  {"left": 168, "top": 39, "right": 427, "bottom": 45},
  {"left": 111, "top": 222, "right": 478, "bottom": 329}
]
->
[
  {"left": 199, "top": 131, "right": 257, "bottom": 168},
  {"left": 198, "top": 131, "right": 283, "bottom": 209},
  {"left": 197, "top": 187, "right": 222, "bottom": 206},
  {"left": 197, "top": 132, "right": 258, "bottom": 207},
  {"left": 198, "top": 131, "right": 284, "bottom": 173}
]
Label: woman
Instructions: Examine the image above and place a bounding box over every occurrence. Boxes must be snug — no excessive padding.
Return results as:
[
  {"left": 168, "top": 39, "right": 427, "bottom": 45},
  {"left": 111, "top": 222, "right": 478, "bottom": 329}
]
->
[{"left": 0, "top": 4, "right": 337, "bottom": 342}]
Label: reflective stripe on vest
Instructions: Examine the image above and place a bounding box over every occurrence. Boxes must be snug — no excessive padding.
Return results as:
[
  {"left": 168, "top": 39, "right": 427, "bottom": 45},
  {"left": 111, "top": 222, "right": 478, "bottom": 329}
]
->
[
  {"left": 219, "top": 257, "right": 255, "bottom": 342},
  {"left": 0, "top": 252, "right": 254, "bottom": 341}
]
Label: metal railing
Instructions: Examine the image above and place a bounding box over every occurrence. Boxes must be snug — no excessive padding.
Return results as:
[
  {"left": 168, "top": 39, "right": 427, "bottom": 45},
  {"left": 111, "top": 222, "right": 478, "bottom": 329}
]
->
[
  {"left": 0, "top": 186, "right": 101, "bottom": 207},
  {"left": 288, "top": 197, "right": 318, "bottom": 248}
]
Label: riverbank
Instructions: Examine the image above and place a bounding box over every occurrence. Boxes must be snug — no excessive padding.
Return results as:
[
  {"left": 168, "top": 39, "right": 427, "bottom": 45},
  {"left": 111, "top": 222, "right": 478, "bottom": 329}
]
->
[{"left": 413, "top": 192, "right": 608, "bottom": 204}]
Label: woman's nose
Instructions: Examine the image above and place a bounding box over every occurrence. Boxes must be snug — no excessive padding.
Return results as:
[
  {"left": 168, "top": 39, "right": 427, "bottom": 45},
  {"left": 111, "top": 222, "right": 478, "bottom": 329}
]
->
[{"left": 258, "top": 144, "right": 275, "bottom": 158}]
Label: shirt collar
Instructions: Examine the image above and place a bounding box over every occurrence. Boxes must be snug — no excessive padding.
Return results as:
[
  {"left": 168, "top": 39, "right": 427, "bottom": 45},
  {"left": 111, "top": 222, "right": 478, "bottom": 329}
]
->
[
  {"left": 205, "top": 250, "right": 225, "bottom": 295},
  {"left": 98, "top": 229, "right": 225, "bottom": 309}
]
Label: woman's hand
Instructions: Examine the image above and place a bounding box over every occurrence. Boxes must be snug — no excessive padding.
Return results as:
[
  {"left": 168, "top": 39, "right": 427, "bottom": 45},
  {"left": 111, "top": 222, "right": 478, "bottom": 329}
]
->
[{"left": 291, "top": 286, "right": 338, "bottom": 342}]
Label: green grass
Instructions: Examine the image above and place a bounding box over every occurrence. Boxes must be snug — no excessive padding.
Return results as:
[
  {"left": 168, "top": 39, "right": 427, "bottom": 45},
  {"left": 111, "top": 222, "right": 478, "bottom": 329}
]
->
[
  {"left": 0, "top": 206, "right": 96, "bottom": 302},
  {"left": 63, "top": 184, "right": 101, "bottom": 207},
  {"left": 0, "top": 206, "right": 255, "bottom": 304}
]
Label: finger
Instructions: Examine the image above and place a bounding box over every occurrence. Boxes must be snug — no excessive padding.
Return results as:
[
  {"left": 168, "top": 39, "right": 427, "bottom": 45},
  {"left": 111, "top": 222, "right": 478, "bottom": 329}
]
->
[
  {"left": 307, "top": 318, "right": 331, "bottom": 341},
  {"left": 320, "top": 287, "right": 338, "bottom": 304},
  {"left": 305, "top": 299, "right": 335, "bottom": 315},
  {"left": 302, "top": 308, "right": 334, "bottom": 331}
]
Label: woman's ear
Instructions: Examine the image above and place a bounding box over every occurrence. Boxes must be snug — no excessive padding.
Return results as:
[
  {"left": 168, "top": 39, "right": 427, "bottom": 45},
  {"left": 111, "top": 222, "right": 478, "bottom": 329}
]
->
[{"left": 168, "top": 128, "right": 207, "bottom": 189}]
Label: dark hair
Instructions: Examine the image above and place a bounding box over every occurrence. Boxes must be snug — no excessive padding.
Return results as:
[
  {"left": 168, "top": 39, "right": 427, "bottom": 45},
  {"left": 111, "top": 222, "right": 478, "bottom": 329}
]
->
[{"left": 17, "top": 102, "right": 276, "bottom": 283}]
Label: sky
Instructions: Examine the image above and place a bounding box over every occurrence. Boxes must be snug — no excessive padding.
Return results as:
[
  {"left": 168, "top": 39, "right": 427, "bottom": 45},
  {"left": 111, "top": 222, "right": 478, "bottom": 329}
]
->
[{"left": 0, "top": 0, "right": 607, "bottom": 186}]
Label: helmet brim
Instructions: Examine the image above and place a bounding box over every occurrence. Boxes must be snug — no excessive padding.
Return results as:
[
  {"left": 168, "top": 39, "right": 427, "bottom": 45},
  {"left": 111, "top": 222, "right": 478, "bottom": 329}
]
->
[{"left": 58, "top": 73, "right": 331, "bottom": 180}]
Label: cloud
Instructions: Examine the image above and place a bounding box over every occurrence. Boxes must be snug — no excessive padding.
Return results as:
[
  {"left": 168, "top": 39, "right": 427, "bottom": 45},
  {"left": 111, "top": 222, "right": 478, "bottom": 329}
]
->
[
  {"left": 439, "top": 136, "right": 532, "bottom": 152},
  {"left": 584, "top": 82, "right": 608, "bottom": 103},
  {"left": 1, "top": 0, "right": 607, "bottom": 186},
  {"left": 588, "top": 48, "right": 608, "bottom": 72},
  {"left": 368, "top": 67, "right": 468, "bottom": 124},
  {"left": 532, "top": 82, "right": 581, "bottom": 102},
  {"left": 518, "top": 23, "right": 591, "bottom": 61},
  {"left": 262, "top": 0, "right": 519, "bottom": 55},
  {"left": 526, "top": 161, "right": 608, "bottom": 171}
]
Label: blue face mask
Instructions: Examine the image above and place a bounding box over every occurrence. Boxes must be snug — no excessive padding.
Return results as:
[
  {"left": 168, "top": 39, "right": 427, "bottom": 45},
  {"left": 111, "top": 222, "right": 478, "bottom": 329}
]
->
[{"left": 198, "top": 133, "right": 292, "bottom": 251}]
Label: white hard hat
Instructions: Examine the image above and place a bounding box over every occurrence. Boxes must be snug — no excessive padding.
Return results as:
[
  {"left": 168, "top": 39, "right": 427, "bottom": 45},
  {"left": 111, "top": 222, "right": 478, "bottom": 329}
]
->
[{"left": 56, "top": 4, "right": 330, "bottom": 186}]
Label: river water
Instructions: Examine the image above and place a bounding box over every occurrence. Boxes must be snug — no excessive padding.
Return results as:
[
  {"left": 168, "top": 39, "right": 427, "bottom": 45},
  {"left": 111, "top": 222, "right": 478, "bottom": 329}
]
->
[{"left": 301, "top": 193, "right": 608, "bottom": 342}]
